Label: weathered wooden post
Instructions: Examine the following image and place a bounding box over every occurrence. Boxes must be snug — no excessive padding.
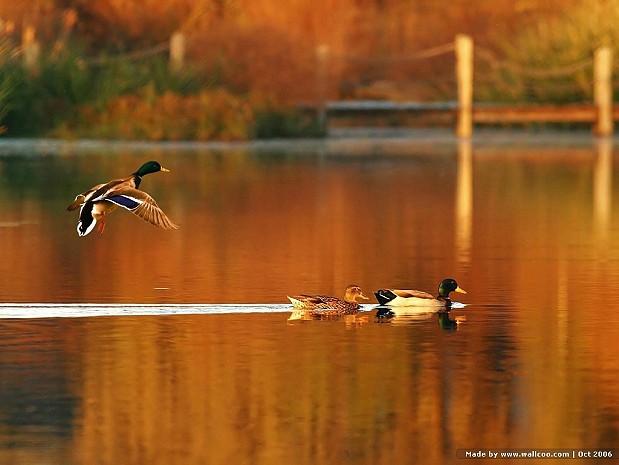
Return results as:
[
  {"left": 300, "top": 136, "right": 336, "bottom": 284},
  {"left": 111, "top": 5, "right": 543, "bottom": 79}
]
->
[
  {"left": 22, "top": 25, "right": 40, "bottom": 72},
  {"left": 455, "top": 34, "right": 473, "bottom": 137},
  {"left": 594, "top": 46, "right": 613, "bottom": 136},
  {"left": 316, "top": 44, "right": 329, "bottom": 132},
  {"left": 169, "top": 31, "right": 185, "bottom": 72}
]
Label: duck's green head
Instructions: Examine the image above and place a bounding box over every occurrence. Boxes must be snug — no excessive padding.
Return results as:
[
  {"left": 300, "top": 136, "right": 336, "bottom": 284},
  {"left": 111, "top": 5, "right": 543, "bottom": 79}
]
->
[
  {"left": 135, "top": 161, "right": 170, "bottom": 177},
  {"left": 438, "top": 278, "right": 467, "bottom": 297}
]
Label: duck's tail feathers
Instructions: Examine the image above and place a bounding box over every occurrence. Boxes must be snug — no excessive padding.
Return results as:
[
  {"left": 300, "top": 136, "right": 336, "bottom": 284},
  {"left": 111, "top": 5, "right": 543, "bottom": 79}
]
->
[
  {"left": 76, "top": 201, "right": 97, "bottom": 237},
  {"left": 77, "top": 218, "right": 97, "bottom": 237},
  {"left": 374, "top": 289, "right": 397, "bottom": 306},
  {"left": 287, "top": 296, "right": 306, "bottom": 310}
]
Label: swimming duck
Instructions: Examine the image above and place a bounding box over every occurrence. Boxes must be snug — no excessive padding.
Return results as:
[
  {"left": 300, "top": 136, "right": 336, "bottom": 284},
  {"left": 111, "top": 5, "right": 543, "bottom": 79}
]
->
[
  {"left": 374, "top": 278, "right": 466, "bottom": 308},
  {"left": 67, "top": 160, "right": 178, "bottom": 236},
  {"left": 287, "top": 284, "right": 369, "bottom": 316}
]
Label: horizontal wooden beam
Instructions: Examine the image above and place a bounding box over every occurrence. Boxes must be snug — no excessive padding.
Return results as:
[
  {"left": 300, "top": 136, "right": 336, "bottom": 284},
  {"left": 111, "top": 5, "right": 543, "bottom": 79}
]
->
[
  {"left": 325, "top": 100, "right": 458, "bottom": 113},
  {"left": 472, "top": 104, "right": 597, "bottom": 123},
  {"left": 301, "top": 100, "right": 619, "bottom": 127}
]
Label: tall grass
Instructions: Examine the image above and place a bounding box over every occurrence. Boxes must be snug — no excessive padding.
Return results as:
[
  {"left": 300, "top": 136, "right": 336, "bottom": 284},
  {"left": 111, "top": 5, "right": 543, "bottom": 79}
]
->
[
  {"left": 0, "top": 68, "right": 17, "bottom": 134},
  {"left": 478, "top": 1, "right": 619, "bottom": 104},
  {"left": 0, "top": 41, "right": 321, "bottom": 140},
  {"left": 55, "top": 88, "right": 254, "bottom": 141},
  {"left": 0, "top": 43, "right": 205, "bottom": 136}
]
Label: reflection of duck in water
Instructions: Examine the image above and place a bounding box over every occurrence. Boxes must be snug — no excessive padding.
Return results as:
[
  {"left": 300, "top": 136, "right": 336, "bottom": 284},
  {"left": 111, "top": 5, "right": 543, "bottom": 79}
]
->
[
  {"left": 67, "top": 161, "right": 178, "bottom": 236},
  {"left": 374, "top": 305, "right": 434, "bottom": 322},
  {"left": 374, "top": 278, "right": 466, "bottom": 311},
  {"left": 287, "top": 285, "right": 369, "bottom": 320},
  {"left": 437, "top": 310, "right": 467, "bottom": 330},
  {"left": 375, "top": 306, "right": 397, "bottom": 319},
  {"left": 376, "top": 306, "right": 466, "bottom": 329}
]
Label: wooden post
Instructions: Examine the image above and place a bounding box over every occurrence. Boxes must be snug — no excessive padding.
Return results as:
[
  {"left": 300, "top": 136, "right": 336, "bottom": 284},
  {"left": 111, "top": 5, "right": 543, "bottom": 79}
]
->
[
  {"left": 455, "top": 34, "right": 473, "bottom": 137},
  {"left": 316, "top": 44, "right": 329, "bottom": 132},
  {"left": 22, "top": 25, "right": 40, "bottom": 72},
  {"left": 169, "top": 31, "right": 185, "bottom": 72},
  {"left": 594, "top": 46, "right": 613, "bottom": 136}
]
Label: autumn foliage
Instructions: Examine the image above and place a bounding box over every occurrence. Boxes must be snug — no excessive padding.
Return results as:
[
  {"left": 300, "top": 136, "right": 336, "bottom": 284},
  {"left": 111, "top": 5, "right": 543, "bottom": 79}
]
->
[
  {"left": 0, "top": 0, "right": 613, "bottom": 138},
  {"left": 63, "top": 0, "right": 588, "bottom": 99}
]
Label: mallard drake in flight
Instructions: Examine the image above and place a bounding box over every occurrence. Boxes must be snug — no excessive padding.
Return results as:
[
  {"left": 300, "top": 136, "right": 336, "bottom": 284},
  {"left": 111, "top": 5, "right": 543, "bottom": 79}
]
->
[
  {"left": 67, "top": 160, "right": 178, "bottom": 236},
  {"left": 374, "top": 278, "right": 466, "bottom": 308},
  {"left": 287, "top": 284, "right": 369, "bottom": 316}
]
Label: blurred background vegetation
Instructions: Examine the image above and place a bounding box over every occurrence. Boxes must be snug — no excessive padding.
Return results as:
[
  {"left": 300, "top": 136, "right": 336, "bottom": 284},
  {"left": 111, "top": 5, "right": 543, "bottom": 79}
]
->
[{"left": 0, "top": 0, "right": 617, "bottom": 139}]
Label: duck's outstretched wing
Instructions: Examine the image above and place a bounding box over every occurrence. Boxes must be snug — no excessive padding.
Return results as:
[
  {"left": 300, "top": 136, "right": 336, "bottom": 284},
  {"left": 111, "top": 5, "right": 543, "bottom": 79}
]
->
[
  {"left": 66, "top": 183, "right": 106, "bottom": 212},
  {"left": 104, "top": 187, "right": 178, "bottom": 230}
]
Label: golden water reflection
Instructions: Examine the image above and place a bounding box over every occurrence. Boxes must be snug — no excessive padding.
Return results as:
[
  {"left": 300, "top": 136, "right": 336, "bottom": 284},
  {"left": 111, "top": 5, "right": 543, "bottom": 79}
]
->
[
  {"left": 455, "top": 137, "right": 473, "bottom": 266},
  {"left": 593, "top": 137, "right": 613, "bottom": 246},
  {"left": 1, "top": 140, "right": 616, "bottom": 306},
  {"left": 0, "top": 307, "right": 615, "bottom": 465},
  {"left": 0, "top": 139, "right": 618, "bottom": 464}
]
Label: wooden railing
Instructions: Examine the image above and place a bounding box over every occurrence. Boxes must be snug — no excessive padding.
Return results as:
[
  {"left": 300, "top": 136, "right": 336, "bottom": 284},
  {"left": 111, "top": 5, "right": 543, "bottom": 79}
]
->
[
  {"left": 14, "top": 25, "right": 617, "bottom": 137},
  {"left": 314, "top": 34, "right": 616, "bottom": 137},
  {"left": 456, "top": 35, "right": 613, "bottom": 137}
]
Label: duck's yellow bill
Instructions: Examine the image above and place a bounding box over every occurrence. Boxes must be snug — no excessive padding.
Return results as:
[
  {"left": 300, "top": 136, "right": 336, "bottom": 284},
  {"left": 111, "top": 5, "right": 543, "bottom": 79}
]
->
[
  {"left": 359, "top": 293, "right": 370, "bottom": 300},
  {"left": 161, "top": 167, "right": 170, "bottom": 172},
  {"left": 455, "top": 286, "right": 467, "bottom": 294}
]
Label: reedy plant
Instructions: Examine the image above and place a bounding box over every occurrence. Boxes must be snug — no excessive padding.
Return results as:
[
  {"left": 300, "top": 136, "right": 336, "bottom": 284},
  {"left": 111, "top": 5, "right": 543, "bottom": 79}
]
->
[{"left": 478, "top": 0, "right": 619, "bottom": 104}]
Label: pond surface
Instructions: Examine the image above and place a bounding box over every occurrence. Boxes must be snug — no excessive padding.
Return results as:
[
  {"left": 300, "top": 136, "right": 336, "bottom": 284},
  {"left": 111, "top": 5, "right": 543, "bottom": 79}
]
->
[{"left": 0, "top": 133, "right": 618, "bottom": 464}]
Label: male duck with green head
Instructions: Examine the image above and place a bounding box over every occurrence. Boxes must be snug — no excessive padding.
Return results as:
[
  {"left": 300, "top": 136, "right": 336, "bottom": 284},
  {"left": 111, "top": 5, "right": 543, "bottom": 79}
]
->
[
  {"left": 67, "top": 160, "right": 178, "bottom": 236},
  {"left": 375, "top": 278, "right": 466, "bottom": 309}
]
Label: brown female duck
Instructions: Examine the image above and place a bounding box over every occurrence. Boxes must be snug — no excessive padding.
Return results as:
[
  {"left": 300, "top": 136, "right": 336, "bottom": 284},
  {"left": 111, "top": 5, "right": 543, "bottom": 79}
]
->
[{"left": 287, "top": 284, "right": 369, "bottom": 317}]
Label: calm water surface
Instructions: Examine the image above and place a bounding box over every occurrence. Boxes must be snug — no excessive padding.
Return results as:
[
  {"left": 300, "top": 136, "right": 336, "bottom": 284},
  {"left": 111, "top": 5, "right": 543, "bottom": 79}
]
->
[{"left": 0, "top": 135, "right": 618, "bottom": 464}]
